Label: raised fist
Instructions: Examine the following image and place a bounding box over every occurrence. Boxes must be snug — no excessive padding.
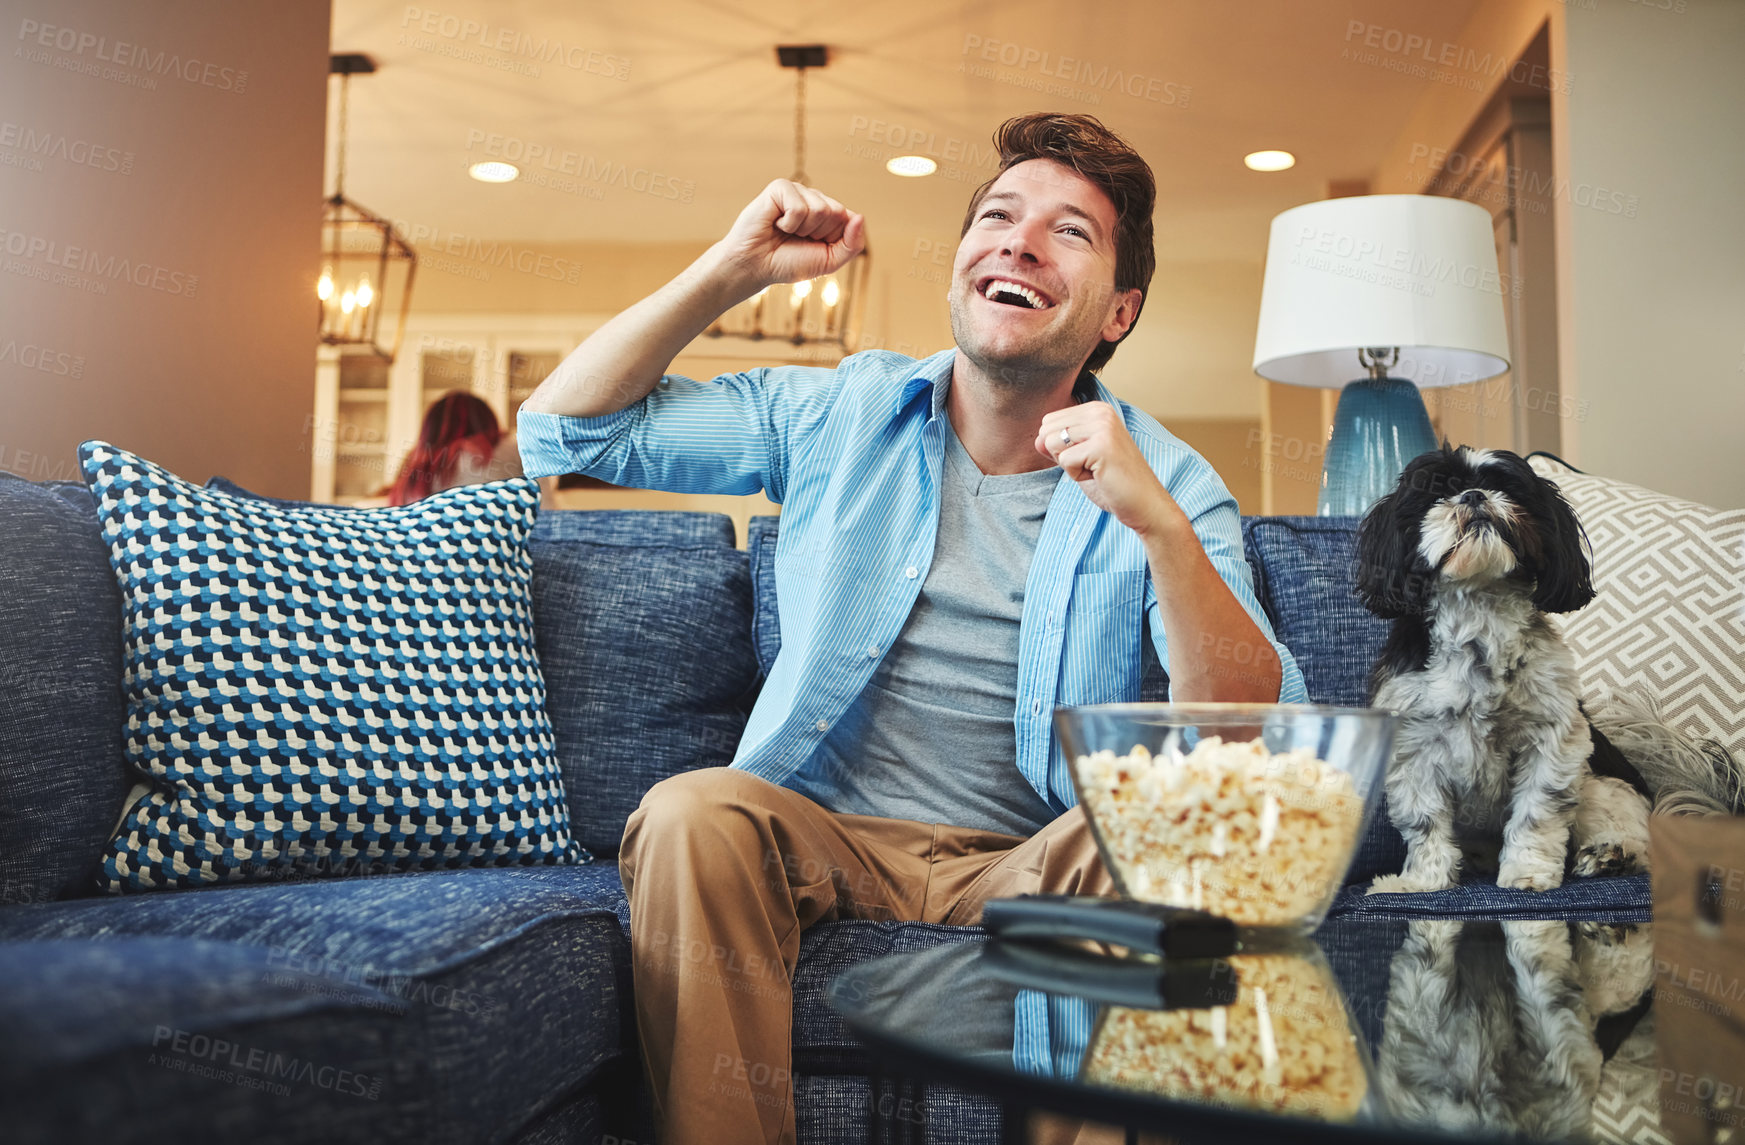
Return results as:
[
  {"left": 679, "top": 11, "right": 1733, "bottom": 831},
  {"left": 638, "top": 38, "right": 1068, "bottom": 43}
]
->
[{"left": 717, "top": 178, "right": 867, "bottom": 292}]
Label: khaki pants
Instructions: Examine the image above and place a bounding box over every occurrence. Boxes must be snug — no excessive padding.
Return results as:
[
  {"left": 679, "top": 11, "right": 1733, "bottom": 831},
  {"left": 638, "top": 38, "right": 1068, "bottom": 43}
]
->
[{"left": 619, "top": 766, "right": 1159, "bottom": 1145}]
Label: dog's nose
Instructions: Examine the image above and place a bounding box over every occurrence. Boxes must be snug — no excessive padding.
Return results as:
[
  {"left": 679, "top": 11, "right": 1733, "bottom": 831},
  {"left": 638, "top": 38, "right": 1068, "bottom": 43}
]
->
[{"left": 1457, "top": 489, "right": 1486, "bottom": 507}]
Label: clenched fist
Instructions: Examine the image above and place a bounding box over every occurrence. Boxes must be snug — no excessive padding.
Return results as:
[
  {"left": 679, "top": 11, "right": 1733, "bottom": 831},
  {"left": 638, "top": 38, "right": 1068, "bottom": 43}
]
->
[
  {"left": 716, "top": 179, "right": 867, "bottom": 294},
  {"left": 1034, "top": 401, "right": 1176, "bottom": 539}
]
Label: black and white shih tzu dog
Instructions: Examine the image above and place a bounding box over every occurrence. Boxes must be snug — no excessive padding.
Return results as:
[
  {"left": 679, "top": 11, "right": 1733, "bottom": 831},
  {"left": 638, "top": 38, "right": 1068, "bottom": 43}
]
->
[{"left": 1355, "top": 445, "right": 1742, "bottom": 894}]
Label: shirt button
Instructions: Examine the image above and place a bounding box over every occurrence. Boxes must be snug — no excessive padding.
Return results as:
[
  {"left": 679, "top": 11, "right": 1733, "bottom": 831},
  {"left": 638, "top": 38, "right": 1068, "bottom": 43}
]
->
[
  {"left": 866, "top": 645, "right": 880, "bottom": 658},
  {"left": 1031, "top": 698, "right": 1042, "bottom": 715},
  {"left": 815, "top": 719, "right": 829, "bottom": 733},
  {"left": 904, "top": 566, "right": 918, "bottom": 579}
]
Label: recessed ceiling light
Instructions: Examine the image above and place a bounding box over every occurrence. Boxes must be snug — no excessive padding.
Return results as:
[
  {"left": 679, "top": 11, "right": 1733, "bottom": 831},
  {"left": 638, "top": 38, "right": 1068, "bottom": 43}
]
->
[
  {"left": 1244, "top": 150, "right": 1296, "bottom": 172},
  {"left": 886, "top": 155, "right": 937, "bottom": 178},
  {"left": 469, "top": 161, "right": 519, "bottom": 183}
]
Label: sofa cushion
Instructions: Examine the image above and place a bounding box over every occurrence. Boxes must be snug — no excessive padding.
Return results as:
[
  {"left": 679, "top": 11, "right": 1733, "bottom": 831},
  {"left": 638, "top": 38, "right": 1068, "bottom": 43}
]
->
[
  {"left": 1241, "top": 516, "right": 1404, "bottom": 882},
  {"left": 0, "top": 936, "right": 401, "bottom": 1143},
  {"left": 205, "top": 478, "right": 756, "bottom": 857},
  {"left": 1528, "top": 455, "right": 1745, "bottom": 761},
  {"left": 1240, "top": 517, "right": 1386, "bottom": 707},
  {"left": 747, "top": 515, "right": 783, "bottom": 677},
  {"left": 791, "top": 920, "right": 995, "bottom": 1057},
  {"left": 534, "top": 507, "right": 734, "bottom": 548},
  {"left": 530, "top": 529, "right": 760, "bottom": 856},
  {"left": 508, "top": 1090, "right": 606, "bottom": 1145},
  {"left": 80, "top": 443, "right": 582, "bottom": 891},
  {"left": 0, "top": 866, "right": 631, "bottom": 1145},
  {"left": 0, "top": 476, "right": 132, "bottom": 904}
]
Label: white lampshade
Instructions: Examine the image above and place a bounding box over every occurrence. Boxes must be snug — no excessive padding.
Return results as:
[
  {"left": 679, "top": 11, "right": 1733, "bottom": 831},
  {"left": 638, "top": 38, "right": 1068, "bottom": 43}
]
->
[{"left": 1252, "top": 194, "right": 1511, "bottom": 389}]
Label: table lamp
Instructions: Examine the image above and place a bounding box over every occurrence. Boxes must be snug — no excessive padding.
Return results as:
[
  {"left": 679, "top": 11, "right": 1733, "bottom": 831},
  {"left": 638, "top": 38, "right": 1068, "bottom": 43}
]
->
[{"left": 1251, "top": 194, "right": 1511, "bottom": 515}]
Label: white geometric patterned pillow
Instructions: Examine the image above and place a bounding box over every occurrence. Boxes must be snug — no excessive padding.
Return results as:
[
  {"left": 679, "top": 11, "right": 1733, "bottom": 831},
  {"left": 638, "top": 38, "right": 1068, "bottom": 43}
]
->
[
  {"left": 79, "top": 441, "right": 584, "bottom": 892},
  {"left": 1529, "top": 454, "right": 1745, "bottom": 760}
]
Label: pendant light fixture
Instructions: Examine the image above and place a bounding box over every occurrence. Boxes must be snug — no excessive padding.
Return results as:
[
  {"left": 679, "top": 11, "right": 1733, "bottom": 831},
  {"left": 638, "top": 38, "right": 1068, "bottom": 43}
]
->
[
  {"left": 705, "top": 44, "right": 869, "bottom": 353},
  {"left": 317, "top": 53, "right": 416, "bottom": 362}
]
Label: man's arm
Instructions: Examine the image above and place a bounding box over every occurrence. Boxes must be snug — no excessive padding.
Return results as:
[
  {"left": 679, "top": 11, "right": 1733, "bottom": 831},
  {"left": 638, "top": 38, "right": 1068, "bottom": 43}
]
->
[
  {"left": 520, "top": 179, "right": 867, "bottom": 421},
  {"left": 1034, "top": 401, "right": 1289, "bottom": 703},
  {"left": 1133, "top": 500, "right": 1282, "bottom": 702}
]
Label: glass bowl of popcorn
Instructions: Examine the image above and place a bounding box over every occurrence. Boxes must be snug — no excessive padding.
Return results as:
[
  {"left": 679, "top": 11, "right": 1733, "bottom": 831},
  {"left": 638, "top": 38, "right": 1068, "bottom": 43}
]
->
[{"left": 1056, "top": 704, "right": 1395, "bottom": 931}]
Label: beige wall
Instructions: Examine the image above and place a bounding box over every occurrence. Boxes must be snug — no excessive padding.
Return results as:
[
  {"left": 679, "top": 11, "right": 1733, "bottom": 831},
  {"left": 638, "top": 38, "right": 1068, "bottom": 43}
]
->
[
  {"left": 0, "top": 0, "right": 331, "bottom": 497},
  {"left": 1559, "top": 0, "right": 1744, "bottom": 507},
  {"left": 1367, "top": 0, "right": 1744, "bottom": 508}
]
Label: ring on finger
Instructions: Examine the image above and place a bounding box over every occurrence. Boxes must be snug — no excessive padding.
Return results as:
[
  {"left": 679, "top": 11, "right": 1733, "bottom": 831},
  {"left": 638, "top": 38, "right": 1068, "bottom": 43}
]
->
[{"left": 1059, "top": 427, "right": 1072, "bottom": 446}]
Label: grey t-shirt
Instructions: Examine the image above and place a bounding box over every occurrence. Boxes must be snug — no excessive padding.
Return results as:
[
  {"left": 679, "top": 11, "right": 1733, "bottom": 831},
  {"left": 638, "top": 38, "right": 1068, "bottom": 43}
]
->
[{"left": 799, "top": 412, "right": 1061, "bottom": 837}]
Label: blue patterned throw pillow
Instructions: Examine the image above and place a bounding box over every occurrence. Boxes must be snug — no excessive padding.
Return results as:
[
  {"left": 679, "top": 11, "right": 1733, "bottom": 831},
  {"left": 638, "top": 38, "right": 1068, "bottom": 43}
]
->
[{"left": 79, "top": 442, "right": 584, "bottom": 892}]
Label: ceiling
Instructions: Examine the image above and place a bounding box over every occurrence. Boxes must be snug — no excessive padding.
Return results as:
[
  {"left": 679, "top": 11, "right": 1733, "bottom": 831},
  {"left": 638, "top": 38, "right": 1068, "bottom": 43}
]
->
[{"left": 328, "top": 0, "right": 1486, "bottom": 263}]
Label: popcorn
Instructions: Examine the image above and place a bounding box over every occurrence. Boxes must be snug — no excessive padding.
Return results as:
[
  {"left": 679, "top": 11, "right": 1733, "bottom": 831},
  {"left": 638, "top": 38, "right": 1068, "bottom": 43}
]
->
[
  {"left": 1075, "top": 736, "right": 1364, "bottom": 926},
  {"left": 1081, "top": 954, "right": 1369, "bottom": 1119}
]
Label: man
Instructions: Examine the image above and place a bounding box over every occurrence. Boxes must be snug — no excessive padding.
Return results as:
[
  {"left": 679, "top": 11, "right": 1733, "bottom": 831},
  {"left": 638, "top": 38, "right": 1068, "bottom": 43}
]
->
[{"left": 519, "top": 112, "right": 1307, "bottom": 1145}]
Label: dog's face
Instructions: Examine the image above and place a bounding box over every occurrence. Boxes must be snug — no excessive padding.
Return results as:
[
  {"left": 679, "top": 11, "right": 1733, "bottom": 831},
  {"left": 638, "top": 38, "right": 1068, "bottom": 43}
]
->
[{"left": 1356, "top": 446, "right": 1595, "bottom": 618}]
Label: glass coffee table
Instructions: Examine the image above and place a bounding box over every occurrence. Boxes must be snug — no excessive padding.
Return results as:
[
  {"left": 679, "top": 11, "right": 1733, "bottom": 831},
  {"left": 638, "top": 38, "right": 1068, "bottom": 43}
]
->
[{"left": 826, "top": 914, "right": 1673, "bottom": 1145}]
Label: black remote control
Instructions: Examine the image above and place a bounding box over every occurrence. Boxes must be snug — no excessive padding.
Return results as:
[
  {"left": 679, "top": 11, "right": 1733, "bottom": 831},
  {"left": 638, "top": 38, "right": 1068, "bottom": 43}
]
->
[
  {"left": 980, "top": 894, "right": 1237, "bottom": 958},
  {"left": 981, "top": 937, "right": 1238, "bottom": 1010}
]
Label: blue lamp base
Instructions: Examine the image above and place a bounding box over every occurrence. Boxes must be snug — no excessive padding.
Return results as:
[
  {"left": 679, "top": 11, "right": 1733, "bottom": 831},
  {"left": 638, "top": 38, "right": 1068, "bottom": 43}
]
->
[{"left": 1317, "top": 377, "right": 1438, "bottom": 516}]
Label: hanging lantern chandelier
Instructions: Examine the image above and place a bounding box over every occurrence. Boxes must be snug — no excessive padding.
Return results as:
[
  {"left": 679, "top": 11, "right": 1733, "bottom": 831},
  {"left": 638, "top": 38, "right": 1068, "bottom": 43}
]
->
[
  {"left": 317, "top": 53, "right": 416, "bottom": 362},
  {"left": 705, "top": 45, "right": 869, "bottom": 353}
]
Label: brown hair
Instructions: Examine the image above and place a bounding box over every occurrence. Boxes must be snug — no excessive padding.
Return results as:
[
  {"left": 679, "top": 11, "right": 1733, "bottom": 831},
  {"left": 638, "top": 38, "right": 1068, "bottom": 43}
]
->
[{"left": 960, "top": 113, "right": 1156, "bottom": 373}]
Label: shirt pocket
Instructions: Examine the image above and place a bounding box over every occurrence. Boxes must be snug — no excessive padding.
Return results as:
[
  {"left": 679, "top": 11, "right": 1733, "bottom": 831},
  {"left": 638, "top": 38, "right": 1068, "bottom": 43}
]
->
[
  {"left": 1059, "top": 569, "right": 1147, "bottom": 704},
  {"left": 1068, "top": 569, "right": 1146, "bottom": 613}
]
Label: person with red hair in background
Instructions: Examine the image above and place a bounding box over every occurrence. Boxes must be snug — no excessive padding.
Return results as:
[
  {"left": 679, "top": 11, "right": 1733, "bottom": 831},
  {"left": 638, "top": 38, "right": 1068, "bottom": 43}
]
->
[{"left": 384, "top": 391, "right": 554, "bottom": 506}]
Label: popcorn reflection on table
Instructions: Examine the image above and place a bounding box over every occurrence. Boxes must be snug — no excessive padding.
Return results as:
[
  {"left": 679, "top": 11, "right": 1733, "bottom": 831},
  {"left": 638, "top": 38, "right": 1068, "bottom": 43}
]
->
[{"left": 1078, "top": 947, "right": 1370, "bottom": 1121}]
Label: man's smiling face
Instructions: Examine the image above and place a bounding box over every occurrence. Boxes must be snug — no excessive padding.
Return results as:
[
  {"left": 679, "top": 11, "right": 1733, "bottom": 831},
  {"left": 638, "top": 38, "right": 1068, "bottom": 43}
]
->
[{"left": 948, "top": 158, "right": 1139, "bottom": 388}]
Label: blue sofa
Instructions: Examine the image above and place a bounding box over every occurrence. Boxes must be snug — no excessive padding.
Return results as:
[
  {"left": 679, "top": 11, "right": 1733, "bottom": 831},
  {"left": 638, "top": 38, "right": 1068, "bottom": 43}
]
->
[{"left": 0, "top": 476, "right": 1646, "bottom": 1144}]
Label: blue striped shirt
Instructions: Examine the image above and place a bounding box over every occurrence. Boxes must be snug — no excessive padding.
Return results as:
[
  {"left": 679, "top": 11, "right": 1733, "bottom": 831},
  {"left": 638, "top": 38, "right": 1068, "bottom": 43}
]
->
[{"left": 519, "top": 347, "right": 1307, "bottom": 1074}]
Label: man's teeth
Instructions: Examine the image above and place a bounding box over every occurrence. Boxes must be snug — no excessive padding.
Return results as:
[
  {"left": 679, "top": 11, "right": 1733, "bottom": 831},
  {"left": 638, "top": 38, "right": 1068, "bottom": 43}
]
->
[{"left": 983, "top": 280, "right": 1047, "bottom": 309}]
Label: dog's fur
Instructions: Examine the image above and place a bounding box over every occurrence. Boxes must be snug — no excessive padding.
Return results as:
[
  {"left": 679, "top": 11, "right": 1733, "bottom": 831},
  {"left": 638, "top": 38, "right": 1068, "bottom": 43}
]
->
[{"left": 1355, "top": 446, "right": 1743, "bottom": 893}]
